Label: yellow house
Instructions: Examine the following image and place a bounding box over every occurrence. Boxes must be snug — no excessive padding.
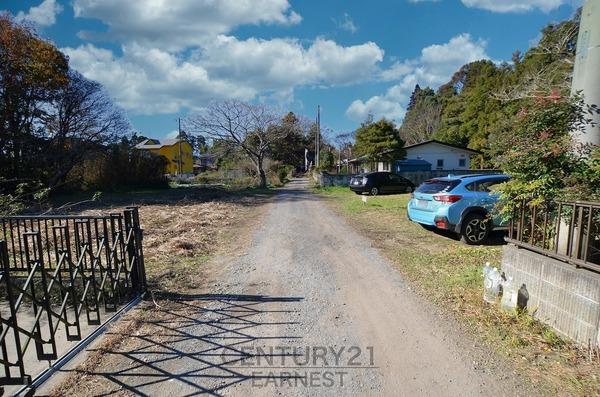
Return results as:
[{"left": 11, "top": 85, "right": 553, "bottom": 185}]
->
[{"left": 135, "top": 138, "right": 194, "bottom": 175}]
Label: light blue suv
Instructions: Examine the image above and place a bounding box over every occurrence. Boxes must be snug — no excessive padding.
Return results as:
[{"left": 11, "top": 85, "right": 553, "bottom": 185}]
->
[{"left": 407, "top": 174, "right": 510, "bottom": 244}]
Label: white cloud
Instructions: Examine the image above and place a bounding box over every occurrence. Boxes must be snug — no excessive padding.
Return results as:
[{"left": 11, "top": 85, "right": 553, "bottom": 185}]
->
[
  {"left": 346, "top": 33, "right": 488, "bottom": 122},
  {"left": 65, "top": 0, "right": 385, "bottom": 117},
  {"left": 347, "top": 96, "right": 407, "bottom": 124},
  {"left": 334, "top": 13, "right": 358, "bottom": 33},
  {"left": 15, "top": 0, "right": 63, "bottom": 27},
  {"left": 64, "top": 38, "right": 384, "bottom": 115},
  {"left": 409, "top": 0, "right": 568, "bottom": 12},
  {"left": 63, "top": 43, "right": 255, "bottom": 114},
  {"left": 165, "top": 130, "right": 180, "bottom": 139},
  {"left": 202, "top": 36, "right": 383, "bottom": 88},
  {"left": 461, "top": 0, "right": 566, "bottom": 12},
  {"left": 72, "top": 0, "right": 302, "bottom": 50},
  {"left": 380, "top": 61, "right": 415, "bottom": 81}
]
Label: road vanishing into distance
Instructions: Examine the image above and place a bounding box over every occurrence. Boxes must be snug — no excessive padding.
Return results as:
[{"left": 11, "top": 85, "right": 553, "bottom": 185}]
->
[{"left": 50, "top": 179, "right": 531, "bottom": 396}]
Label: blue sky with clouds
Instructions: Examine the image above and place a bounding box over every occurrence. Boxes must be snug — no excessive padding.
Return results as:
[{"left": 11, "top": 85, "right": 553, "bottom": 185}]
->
[{"left": 3, "top": 0, "right": 580, "bottom": 139}]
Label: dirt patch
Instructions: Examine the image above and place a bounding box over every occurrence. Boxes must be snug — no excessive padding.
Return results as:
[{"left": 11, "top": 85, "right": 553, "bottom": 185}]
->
[
  {"left": 49, "top": 307, "right": 147, "bottom": 397},
  {"left": 47, "top": 192, "right": 269, "bottom": 396}
]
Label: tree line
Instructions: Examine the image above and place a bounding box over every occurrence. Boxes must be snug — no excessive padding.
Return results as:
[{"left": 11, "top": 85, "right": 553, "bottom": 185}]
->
[
  {"left": 2, "top": 9, "right": 598, "bottom": 214},
  {"left": 350, "top": 10, "right": 599, "bottom": 205},
  {"left": 0, "top": 14, "right": 169, "bottom": 212},
  {"left": 330, "top": 15, "right": 586, "bottom": 172},
  {"left": 398, "top": 12, "right": 581, "bottom": 166}
]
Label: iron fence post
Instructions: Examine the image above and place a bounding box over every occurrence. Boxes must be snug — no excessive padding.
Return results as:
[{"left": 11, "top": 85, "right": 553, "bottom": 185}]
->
[
  {"left": 0, "top": 240, "right": 30, "bottom": 386},
  {"left": 126, "top": 207, "right": 147, "bottom": 296},
  {"left": 0, "top": 211, "right": 149, "bottom": 388}
]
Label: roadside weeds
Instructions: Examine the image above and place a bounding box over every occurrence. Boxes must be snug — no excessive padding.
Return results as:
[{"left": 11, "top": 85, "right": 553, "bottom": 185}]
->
[{"left": 317, "top": 186, "right": 600, "bottom": 397}]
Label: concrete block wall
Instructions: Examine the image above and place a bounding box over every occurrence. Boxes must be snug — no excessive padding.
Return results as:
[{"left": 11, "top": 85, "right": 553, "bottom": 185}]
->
[
  {"left": 313, "top": 172, "right": 353, "bottom": 187},
  {"left": 502, "top": 244, "right": 600, "bottom": 346}
]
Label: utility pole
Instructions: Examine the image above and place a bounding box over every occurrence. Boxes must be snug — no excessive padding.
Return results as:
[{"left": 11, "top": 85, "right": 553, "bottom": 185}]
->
[
  {"left": 315, "top": 105, "right": 321, "bottom": 168},
  {"left": 178, "top": 118, "right": 183, "bottom": 175},
  {"left": 304, "top": 148, "right": 308, "bottom": 171},
  {"left": 571, "top": 0, "right": 600, "bottom": 145}
]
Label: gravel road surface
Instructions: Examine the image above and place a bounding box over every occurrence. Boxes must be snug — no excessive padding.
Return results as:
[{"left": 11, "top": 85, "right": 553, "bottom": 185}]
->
[{"left": 54, "top": 178, "right": 530, "bottom": 396}]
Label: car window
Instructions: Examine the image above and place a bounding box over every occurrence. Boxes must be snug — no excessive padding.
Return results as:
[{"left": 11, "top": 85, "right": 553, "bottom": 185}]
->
[
  {"left": 371, "top": 173, "right": 384, "bottom": 182},
  {"left": 416, "top": 179, "right": 460, "bottom": 194},
  {"left": 476, "top": 178, "right": 507, "bottom": 193},
  {"left": 390, "top": 174, "right": 403, "bottom": 183}
]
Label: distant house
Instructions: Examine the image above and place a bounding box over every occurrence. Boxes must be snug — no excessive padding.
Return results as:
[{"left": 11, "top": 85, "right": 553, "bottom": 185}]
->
[
  {"left": 349, "top": 140, "right": 481, "bottom": 173},
  {"left": 135, "top": 138, "right": 193, "bottom": 175},
  {"left": 193, "top": 153, "right": 220, "bottom": 174}
]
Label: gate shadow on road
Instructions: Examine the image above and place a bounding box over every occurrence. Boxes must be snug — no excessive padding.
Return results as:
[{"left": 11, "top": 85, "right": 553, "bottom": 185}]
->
[{"left": 61, "top": 293, "right": 304, "bottom": 397}]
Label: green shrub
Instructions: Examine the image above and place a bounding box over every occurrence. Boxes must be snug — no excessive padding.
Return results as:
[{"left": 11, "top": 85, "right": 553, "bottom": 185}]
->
[
  {"left": 277, "top": 165, "right": 292, "bottom": 183},
  {"left": 491, "top": 95, "right": 600, "bottom": 213}
]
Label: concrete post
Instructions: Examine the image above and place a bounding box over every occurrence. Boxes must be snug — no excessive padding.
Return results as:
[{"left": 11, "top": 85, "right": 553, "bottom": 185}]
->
[{"left": 571, "top": 0, "right": 600, "bottom": 146}]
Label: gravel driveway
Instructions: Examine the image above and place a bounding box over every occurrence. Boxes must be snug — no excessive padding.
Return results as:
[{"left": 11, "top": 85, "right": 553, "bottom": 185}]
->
[{"left": 51, "top": 178, "right": 530, "bottom": 396}]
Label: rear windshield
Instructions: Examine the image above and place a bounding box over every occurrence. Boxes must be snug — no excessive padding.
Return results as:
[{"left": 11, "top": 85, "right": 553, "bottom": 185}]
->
[{"left": 416, "top": 179, "right": 460, "bottom": 194}]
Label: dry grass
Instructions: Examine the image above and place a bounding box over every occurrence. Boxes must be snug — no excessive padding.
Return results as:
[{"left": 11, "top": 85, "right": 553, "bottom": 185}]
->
[
  {"left": 78, "top": 192, "right": 267, "bottom": 293},
  {"left": 137, "top": 200, "right": 248, "bottom": 292},
  {"left": 318, "top": 186, "right": 600, "bottom": 396},
  {"left": 48, "top": 188, "right": 269, "bottom": 396}
]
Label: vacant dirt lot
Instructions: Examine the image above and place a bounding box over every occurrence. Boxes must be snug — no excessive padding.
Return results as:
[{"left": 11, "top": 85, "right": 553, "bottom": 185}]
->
[{"left": 47, "top": 179, "right": 532, "bottom": 396}]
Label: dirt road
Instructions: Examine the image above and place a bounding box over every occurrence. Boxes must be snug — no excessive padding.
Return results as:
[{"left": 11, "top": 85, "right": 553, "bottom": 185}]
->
[{"left": 51, "top": 179, "right": 530, "bottom": 396}]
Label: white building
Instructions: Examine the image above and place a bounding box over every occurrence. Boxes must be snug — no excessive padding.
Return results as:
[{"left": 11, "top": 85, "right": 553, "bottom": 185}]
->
[
  {"left": 401, "top": 140, "right": 480, "bottom": 170},
  {"left": 351, "top": 140, "right": 481, "bottom": 173}
]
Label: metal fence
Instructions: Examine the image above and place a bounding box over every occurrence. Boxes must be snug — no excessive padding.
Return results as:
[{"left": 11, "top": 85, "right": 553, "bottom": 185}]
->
[
  {"left": 506, "top": 200, "right": 600, "bottom": 273},
  {"left": 0, "top": 207, "right": 146, "bottom": 387}
]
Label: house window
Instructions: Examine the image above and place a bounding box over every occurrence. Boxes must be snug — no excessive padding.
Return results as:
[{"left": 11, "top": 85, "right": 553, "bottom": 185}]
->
[
  {"left": 459, "top": 158, "right": 466, "bottom": 167},
  {"left": 436, "top": 159, "right": 444, "bottom": 169},
  {"left": 382, "top": 162, "right": 390, "bottom": 171}
]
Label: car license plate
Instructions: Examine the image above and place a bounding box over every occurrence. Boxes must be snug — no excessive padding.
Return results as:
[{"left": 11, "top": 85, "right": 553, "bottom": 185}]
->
[{"left": 417, "top": 199, "right": 428, "bottom": 208}]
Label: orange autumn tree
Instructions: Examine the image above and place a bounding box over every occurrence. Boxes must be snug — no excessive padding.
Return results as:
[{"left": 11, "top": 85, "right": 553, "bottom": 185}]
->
[{"left": 0, "top": 13, "right": 69, "bottom": 179}]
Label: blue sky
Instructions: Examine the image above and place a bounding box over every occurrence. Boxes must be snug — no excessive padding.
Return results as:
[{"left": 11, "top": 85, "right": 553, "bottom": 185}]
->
[{"left": 3, "top": 0, "right": 580, "bottom": 140}]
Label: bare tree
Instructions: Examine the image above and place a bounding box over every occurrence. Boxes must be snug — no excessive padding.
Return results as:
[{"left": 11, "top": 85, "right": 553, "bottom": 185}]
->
[
  {"left": 399, "top": 103, "right": 442, "bottom": 145},
  {"left": 492, "top": 63, "right": 573, "bottom": 102},
  {"left": 44, "top": 70, "right": 129, "bottom": 187},
  {"left": 528, "top": 23, "right": 578, "bottom": 64},
  {"left": 492, "top": 21, "right": 578, "bottom": 103},
  {"left": 334, "top": 132, "right": 354, "bottom": 172},
  {"left": 186, "top": 100, "right": 283, "bottom": 188}
]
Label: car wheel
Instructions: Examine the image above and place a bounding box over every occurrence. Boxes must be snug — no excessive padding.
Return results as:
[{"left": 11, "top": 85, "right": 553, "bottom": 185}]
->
[
  {"left": 370, "top": 187, "right": 379, "bottom": 196},
  {"left": 406, "top": 185, "right": 413, "bottom": 193},
  {"left": 460, "top": 213, "right": 490, "bottom": 245}
]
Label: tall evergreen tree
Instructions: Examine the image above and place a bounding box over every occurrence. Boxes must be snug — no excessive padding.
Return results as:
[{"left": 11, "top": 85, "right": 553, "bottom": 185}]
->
[{"left": 354, "top": 118, "right": 405, "bottom": 162}]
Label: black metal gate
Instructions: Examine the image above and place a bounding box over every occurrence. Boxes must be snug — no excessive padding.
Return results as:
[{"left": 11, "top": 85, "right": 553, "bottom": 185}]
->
[{"left": 0, "top": 207, "right": 147, "bottom": 387}]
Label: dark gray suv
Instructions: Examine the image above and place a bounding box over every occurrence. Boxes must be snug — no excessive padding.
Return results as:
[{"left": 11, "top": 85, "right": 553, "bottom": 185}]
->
[{"left": 349, "top": 172, "right": 415, "bottom": 196}]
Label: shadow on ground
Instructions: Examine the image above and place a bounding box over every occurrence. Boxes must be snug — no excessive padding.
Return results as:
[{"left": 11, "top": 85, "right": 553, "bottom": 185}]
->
[
  {"left": 56, "top": 294, "right": 304, "bottom": 397},
  {"left": 429, "top": 228, "right": 507, "bottom": 246}
]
